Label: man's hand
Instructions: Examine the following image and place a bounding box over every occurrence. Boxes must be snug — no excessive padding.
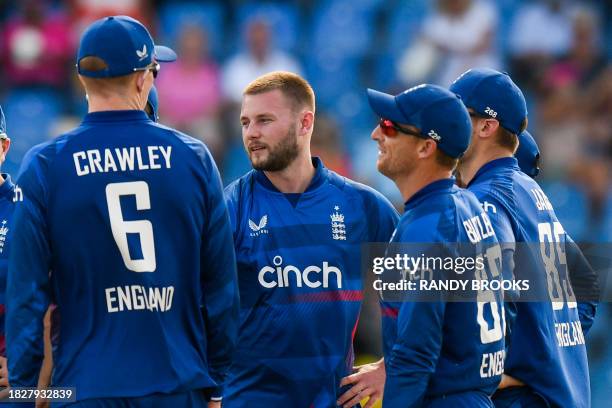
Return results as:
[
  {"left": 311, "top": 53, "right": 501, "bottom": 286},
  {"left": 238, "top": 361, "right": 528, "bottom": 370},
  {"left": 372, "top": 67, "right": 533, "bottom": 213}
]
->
[
  {"left": 337, "top": 358, "right": 385, "bottom": 408},
  {"left": 498, "top": 374, "right": 525, "bottom": 389},
  {"left": 0, "top": 355, "right": 9, "bottom": 399},
  {"left": 0, "top": 356, "right": 7, "bottom": 387},
  {"left": 208, "top": 400, "right": 221, "bottom": 408}
]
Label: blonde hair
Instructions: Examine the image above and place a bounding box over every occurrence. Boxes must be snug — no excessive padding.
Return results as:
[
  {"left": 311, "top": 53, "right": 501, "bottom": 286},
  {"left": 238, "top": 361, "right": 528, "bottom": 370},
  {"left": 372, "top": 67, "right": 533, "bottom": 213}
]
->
[
  {"left": 244, "top": 71, "right": 315, "bottom": 113},
  {"left": 78, "top": 56, "right": 136, "bottom": 96}
]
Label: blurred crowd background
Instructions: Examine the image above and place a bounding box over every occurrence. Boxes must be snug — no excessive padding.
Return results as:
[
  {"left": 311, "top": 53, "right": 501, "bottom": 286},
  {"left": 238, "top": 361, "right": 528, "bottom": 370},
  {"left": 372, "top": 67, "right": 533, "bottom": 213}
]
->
[{"left": 0, "top": 0, "right": 610, "bottom": 405}]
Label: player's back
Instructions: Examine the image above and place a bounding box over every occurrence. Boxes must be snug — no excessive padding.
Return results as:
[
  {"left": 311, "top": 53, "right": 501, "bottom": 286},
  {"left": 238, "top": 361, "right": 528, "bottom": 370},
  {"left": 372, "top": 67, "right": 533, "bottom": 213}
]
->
[
  {"left": 468, "top": 157, "right": 590, "bottom": 407},
  {"left": 13, "top": 110, "right": 235, "bottom": 400},
  {"left": 383, "top": 179, "right": 504, "bottom": 406}
]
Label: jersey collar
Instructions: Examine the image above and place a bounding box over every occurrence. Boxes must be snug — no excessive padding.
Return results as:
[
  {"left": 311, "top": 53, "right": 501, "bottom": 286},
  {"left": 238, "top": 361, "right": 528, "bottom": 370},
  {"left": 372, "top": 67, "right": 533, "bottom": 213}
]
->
[
  {"left": 254, "top": 157, "right": 327, "bottom": 194},
  {"left": 404, "top": 178, "right": 456, "bottom": 212},
  {"left": 82, "top": 110, "right": 150, "bottom": 123},
  {"left": 467, "top": 157, "right": 520, "bottom": 188}
]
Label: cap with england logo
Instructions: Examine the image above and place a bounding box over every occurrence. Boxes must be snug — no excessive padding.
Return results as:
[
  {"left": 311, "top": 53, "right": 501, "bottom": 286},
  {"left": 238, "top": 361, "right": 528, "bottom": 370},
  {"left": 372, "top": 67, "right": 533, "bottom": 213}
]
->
[
  {"left": 367, "top": 84, "right": 472, "bottom": 159},
  {"left": 77, "top": 15, "right": 177, "bottom": 78},
  {"left": 450, "top": 68, "right": 527, "bottom": 135}
]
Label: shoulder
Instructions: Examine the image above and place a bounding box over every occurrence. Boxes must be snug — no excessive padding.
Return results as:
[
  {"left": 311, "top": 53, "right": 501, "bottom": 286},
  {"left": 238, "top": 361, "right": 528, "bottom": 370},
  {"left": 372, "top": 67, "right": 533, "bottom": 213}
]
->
[
  {"left": 18, "top": 130, "right": 78, "bottom": 178},
  {"left": 469, "top": 171, "right": 517, "bottom": 213},
  {"left": 224, "top": 171, "right": 255, "bottom": 203},
  {"left": 151, "top": 123, "right": 220, "bottom": 173},
  {"left": 328, "top": 171, "right": 397, "bottom": 214}
]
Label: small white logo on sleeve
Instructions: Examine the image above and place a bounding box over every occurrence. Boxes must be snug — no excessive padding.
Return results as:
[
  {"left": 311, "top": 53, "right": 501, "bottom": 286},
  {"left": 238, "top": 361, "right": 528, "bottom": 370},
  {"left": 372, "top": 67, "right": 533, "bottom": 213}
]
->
[
  {"left": 0, "top": 220, "right": 8, "bottom": 253},
  {"left": 136, "top": 45, "right": 148, "bottom": 61},
  {"left": 249, "top": 215, "right": 269, "bottom": 237}
]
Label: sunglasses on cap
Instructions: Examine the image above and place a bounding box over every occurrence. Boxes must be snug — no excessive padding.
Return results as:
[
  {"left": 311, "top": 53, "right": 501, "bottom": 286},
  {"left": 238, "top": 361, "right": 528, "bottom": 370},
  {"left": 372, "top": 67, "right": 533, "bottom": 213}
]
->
[
  {"left": 379, "top": 118, "right": 427, "bottom": 139},
  {"left": 133, "top": 61, "right": 160, "bottom": 78}
]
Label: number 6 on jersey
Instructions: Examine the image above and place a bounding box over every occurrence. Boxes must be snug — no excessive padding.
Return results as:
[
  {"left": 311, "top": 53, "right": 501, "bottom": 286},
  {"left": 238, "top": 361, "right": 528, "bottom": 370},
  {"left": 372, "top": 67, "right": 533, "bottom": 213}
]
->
[{"left": 105, "top": 181, "right": 156, "bottom": 272}]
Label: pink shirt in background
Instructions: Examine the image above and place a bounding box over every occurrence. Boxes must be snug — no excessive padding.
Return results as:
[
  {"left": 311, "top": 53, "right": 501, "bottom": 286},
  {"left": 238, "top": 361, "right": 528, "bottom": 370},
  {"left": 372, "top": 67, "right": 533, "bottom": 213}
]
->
[
  {"left": 155, "top": 62, "right": 221, "bottom": 127},
  {"left": 0, "top": 12, "right": 73, "bottom": 87}
]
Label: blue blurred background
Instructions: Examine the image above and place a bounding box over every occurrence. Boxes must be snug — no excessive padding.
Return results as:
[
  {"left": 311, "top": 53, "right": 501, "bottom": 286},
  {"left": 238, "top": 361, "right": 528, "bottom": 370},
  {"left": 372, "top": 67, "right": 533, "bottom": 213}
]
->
[{"left": 0, "top": 0, "right": 610, "bottom": 404}]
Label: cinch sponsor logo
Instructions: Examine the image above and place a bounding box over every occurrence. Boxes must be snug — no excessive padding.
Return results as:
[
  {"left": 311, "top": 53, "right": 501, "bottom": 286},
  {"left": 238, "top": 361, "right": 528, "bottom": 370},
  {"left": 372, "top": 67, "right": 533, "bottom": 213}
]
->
[{"left": 258, "top": 256, "right": 343, "bottom": 289}]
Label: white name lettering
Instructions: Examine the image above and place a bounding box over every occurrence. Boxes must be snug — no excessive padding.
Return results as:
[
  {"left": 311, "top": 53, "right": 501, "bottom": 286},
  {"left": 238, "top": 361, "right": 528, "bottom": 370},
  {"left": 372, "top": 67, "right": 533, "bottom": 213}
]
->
[
  {"left": 73, "top": 146, "right": 172, "bottom": 176},
  {"left": 105, "top": 285, "right": 174, "bottom": 313}
]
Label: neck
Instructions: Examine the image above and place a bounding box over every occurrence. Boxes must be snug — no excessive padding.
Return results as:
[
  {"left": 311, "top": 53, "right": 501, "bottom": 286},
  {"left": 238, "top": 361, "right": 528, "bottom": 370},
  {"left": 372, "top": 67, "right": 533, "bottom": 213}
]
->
[
  {"left": 0, "top": 174, "right": 5, "bottom": 186},
  {"left": 87, "top": 95, "right": 143, "bottom": 113},
  {"left": 264, "top": 152, "right": 315, "bottom": 193},
  {"left": 394, "top": 166, "right": 452, "bottom": 203},
  {"left": 457, "top": 144, "right": 513, "bottom": 186}
]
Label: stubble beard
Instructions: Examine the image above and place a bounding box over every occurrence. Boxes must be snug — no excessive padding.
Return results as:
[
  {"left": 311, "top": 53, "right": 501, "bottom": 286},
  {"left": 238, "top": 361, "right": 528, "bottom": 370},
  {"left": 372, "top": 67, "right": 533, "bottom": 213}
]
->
[{"left": 250, "top": 127, "right": 299, "bottom": 172}]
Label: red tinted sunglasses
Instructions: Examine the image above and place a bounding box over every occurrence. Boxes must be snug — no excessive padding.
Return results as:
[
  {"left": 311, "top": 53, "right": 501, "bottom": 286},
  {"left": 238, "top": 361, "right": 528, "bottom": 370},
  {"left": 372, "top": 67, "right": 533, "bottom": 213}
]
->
[{"left": 378, "top": 118, "right": 424, "bottom": 138}]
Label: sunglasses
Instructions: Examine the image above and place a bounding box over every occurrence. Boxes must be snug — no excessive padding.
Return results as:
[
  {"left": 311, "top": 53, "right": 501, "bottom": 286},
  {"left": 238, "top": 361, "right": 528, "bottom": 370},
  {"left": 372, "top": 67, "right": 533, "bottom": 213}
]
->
[
  {"left": 133, "top": 62, "right": 160, "bottom": 78},
  {"left": 379, "top": 118, "right": 425, "bottom": 139}
]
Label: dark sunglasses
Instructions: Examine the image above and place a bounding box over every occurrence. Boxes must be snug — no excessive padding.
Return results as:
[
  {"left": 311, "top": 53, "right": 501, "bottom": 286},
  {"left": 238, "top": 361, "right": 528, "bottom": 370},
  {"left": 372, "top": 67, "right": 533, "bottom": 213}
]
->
[
  {"left": 379, "top": 118, "right": 425, "bottom": 139},
  {"left": 133, "top": 62, "right": 160, "bottom": 78}
]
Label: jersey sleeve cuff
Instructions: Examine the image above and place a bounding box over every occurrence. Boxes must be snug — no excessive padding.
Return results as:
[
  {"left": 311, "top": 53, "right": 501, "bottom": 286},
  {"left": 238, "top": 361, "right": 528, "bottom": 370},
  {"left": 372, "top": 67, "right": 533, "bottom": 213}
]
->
[{"left": 209, "top": 385, "right": 223, "bottom": 401}]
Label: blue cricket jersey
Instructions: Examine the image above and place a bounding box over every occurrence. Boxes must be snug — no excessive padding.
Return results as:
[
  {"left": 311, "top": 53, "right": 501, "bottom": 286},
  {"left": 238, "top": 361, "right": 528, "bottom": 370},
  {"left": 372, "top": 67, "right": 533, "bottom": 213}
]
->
[
  {"left": 7, "top": 110, "right": 240, "bottom": 402},
  {"left": 0, "top": 174, "right": 17, "bottom": 357},
  {"left": 467, "top": 157, "right": 590, "bottom": 408},
  {"left": 382, "top": 178, "right": 505, "bottom": 408},
  {"left": 223, "top": 157, "right": 398, "bottom": 408}
]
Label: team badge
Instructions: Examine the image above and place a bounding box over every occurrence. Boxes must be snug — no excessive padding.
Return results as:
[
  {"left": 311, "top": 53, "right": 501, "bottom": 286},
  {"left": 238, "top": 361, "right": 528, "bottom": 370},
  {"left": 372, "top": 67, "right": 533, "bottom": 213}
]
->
[
  {"left": 0, "top": 220, "right": 8, "bottom": 253},
  {"left": 330, "top": 206, "right": 346, "bottom": 241}
]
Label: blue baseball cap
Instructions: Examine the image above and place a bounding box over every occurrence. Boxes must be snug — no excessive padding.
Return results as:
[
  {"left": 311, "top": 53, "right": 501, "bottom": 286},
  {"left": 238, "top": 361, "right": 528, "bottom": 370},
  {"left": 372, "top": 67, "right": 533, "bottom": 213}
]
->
[
  {"left": 77, "top": 16, "right": 176, "bottom": 78},
  {"left": 146, "top": 86, "right": 159, "bottom": 122},
  {"left": 449, "top": 68, "right": 527, "bottom": 135},
  {"left": 515, "top": 130, "right": 540, "bottom": 178},
  {"left": 367, "top": 84, "right": 472, "bottom": 159},
  {"left": 0, "top": 105, "right": 6, "bottom": 138}
]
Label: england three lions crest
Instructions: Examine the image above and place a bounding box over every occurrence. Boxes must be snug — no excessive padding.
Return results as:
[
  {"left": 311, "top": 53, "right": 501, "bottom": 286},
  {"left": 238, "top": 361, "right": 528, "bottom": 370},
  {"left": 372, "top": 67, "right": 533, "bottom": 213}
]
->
[
  {"left": 330, "top": 206, "right": 346, "bottom": 241},
  {"left": 0, "top": 220, "right": 8, "bottom": 253}
]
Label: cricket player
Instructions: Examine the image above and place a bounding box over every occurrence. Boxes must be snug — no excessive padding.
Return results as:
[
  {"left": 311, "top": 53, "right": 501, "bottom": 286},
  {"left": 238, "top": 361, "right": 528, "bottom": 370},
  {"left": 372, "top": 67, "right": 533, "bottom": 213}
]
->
[
  {"left": 367, "top": 83, "right": 505, "bottom": 408},
  {"left": 0, "top": 105, "right": 18, "bottom": 398},
  {"left": 515, "top": 130, "right": 598, "bottom": 335},
  {"left": 7, "top": 15, "right": 239, "bottom": 407},
  {"left": 223, "top": 71, "right": 399, "bottom": 407},
  {"left": 451, "top": 68, "right": 595, "bottom": 408}
]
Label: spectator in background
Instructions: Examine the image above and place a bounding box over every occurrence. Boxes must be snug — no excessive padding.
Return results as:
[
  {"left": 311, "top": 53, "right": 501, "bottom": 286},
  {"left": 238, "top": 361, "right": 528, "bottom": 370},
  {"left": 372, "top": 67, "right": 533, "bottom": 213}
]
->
[
  {"left": 544, "top": 8, "right": 606, "bottom": 91},
  {"left": 220, "top": 18, "right": 303, "bottom": 169},
  {"left": 398, "top": 0, "right": 500, "bottom": 87},
  {"left": 0, "top": 0, "right": 72, "bottom": 89},
  {"left": 222, "top": 19, "right": 302, "bottom": 104},
  {"left": 509, "top": 0, "right": 574, "bottom": 88},
  {"left": 536, "top": 7, "right": 607, "bottom": 178},
  {"left": 68, "top": 0, "right": 152, "bottom": 35},
  {"left": 311, "top": 115, "right": 352, "bottom": 177},
  {"left": 156, "top": 25, "right": 224, "bottom": 159}
]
